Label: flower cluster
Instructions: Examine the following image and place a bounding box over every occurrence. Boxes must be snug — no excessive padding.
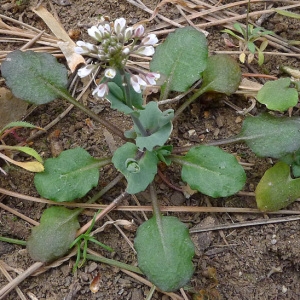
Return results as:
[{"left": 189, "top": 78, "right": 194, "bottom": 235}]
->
[{"left": 75, "top": 17, "right": 160, "bottom": 97}]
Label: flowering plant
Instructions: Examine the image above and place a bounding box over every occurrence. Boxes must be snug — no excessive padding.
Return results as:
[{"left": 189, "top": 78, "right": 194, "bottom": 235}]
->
[
  {"left": 75, "top": 17, "right": 160, "bottom": 97},
  {"left": 2, "top": 18, "right": 244, "bottom": 293}
]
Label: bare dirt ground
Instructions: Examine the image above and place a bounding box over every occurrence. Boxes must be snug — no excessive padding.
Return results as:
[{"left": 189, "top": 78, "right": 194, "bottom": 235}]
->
[{"left": 1, "top": 0, "right": 300, "bottom": 299}]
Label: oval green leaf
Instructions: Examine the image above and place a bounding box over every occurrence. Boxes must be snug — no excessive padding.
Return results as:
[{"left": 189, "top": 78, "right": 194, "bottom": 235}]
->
[
  {"left": 134, "top": 216, "right": 194, "bottom": 292},
  {"left": 239, "top": 113, "right": 300, "bottom": 158},
  {"left": 201, "top": 54, "right": 241, "bottom": 95},
  {"left": 34, "top": 148, "right": 99, "bottom": 202},
  {"left": 1, "top": 50, "right": 68, "bottom": 104},
  {"left": 27, "top": 207, "right": 80, "bottom": 262},
  {"left": 255, "top": 161, "right": 300, "bottom": 211},
  {"left": 257, "top": 78, "right": 298, "bottom": 111},
  {"left": 173, "top": 146, "right": 246, "bottom": 197},
  {"left": 150, "top": 26, "right": 208, "bottom": 97}
]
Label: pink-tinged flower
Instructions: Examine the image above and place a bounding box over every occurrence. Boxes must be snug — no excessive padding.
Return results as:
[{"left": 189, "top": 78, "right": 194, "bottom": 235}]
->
[
  {"left": 77, "top": 64, "right": 98, "bottom": 78},
  {"left": 114, "top": 18, "right": 126, "bottom": 36},
  {"left": 130, "top": 75, "right": 147, "bottom": 93},
  {"left": 88, "top": 26, "right": 103, "bottom": 41},
  {"left": 104, "top": 68, "right": 116, "bottom": 79},
  {"left": 141, "top": 34, "right": 158, "bottom": 46},
  {"left": 92, "top": 83, "right": 109, "bottom": 98},
  {"left": 135, "top": 46, "right": 155, "bottom": 56},
  {"left": 145, "top": 72, "right": 160, "bottom": 85},
  {"left": 75, "top": 41, "right": 97, "bottom": 54},
  {"left": 133, "top": 25, "right": 145, "bottom": 38}
]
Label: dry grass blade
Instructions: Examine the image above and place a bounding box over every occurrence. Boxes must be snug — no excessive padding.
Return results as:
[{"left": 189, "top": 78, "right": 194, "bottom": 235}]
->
[
  {"left": 189, "top": 215, "right": 300, "bottom": 233},
  {"left": 0, "top": 261, "right": 27, "bottom": 300},
  {"left": 0, "top": 262, "right": 43, "bottom": 299},
  {"left": 129, "top": 0, "right": 300, "bottom": 58},
  {"left": 0, "top": 202, "right": 39, "bottom": 226},
  {"left": 1, "top": 186, "right": 300, "bottom": 214}
]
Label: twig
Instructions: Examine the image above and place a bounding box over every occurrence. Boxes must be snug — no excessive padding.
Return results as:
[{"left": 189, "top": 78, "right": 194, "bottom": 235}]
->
[
  {"left": 189, "top": 215, "right": 300, "bottom": 233},
  {"left": 0, "top": 262, "right": 44, "bottom": 299},
  {"left": 77, "top": 191, "right": 129, "bottom": 236},
  {"left": 0, "top": 202, "right": 39, "bottom": 226},
  {"left": 105, "top": 214, "right": 136, "bottom": 254},
  {"left": 1, "top": 187, "right": 300, "bottom": 215},
  {"left": 215, "top": 50, "right": 300, "bottom": 58},
  {"left": 0, "top": 261, "right": 27, "bottom": 300}
]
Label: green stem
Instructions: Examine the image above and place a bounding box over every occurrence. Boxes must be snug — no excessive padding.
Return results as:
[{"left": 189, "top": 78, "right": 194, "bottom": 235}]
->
[
  {"left": 0, "top": 236, "right": 27, "bottom": 246},
  {"left": 120, "top": 68, "right": 133, "bottom": 108},
  {"left": 86, "top": 253, "right": 143, "bottom": 274},
  {"left": 119, "top": 68, "right": 149, "bottom": 137},
  {"left": 173, "top": 85, "right": 210, "bottom": 120},
  {"left": 131, "top": 114, "right": 149, "bottom": 137},
  {"left": 149, "top": 183, "right": 162, "bottom": 225},
  {"left": 44, "top": 82, "right": 127, "bottom": 141}
]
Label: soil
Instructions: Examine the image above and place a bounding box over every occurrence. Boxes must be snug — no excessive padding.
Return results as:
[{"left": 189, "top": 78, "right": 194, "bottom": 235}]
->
[{"left": 1, "top": 0, "right": 300, "bottom": 299}]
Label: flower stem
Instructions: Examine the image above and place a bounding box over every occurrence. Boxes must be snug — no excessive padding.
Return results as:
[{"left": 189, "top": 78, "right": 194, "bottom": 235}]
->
[
  {"left": 149, "top": 183, "right": 162, "bottom": 225},
  {"left": 43, "top": 81, "right": 127, "bottom": 141},
  {"left": 173, "top": 85, "right": 210, "bottom": 121},
  {"left": 119, "top": 68, "right": 149, "bottom": 137}
]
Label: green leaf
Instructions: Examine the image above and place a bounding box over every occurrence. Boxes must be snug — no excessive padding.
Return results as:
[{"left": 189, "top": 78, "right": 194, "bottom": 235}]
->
[
  {"left": 0, "top": 121, "right": 41, "bottom": 137},
  {"left": 280, "top": 149, "right": 300, "bottom": 178},
  {"left": 221, "top": 29, "right": 243, "bottom": 41},
  {"left": 134, "top": 102, "right": 174, "bottom": 151},
  {"left": 106, "top": 70, "right": 143, "bottom": 113},
  {"left": 233, "top": 23, "right": 245, "bottom": 35},
  {"left": 255, "top": 161, "right": 300, "bottom": 211},
  {"left": 257, "top": 78, "right": 298, "bottom": 111},
  {"left": 154, "top": 145, "right": 173, "bottom": 166},
  {"left": 247, "top": 41, "right": 256, "bottom": 54},
  {"left": 275, "top": 8, "right": 300, "bottom": 19},
  {"left": 1, "top": 146, "right": 43, "bottom": 163},
  {"left": 201, "top": 54, "right": 241, "bottom": 95},
  {"left": 27, "top": 207, "right": 79, "bottom": 262},
  {"left": 150, "top": 26, "right": 208, "bottom": 98},
  {"left": 107, "top": 82, "right": 134, "bottom": 114},
  {"left": 173, "top": 146, "right": 246, "bottom": 197},
  {"left": 112, "top": 143, "right": 158, "bottom": 194},
  {"left": 239, "top": 113, "right": 300, "bottom": 158},
  {"left": 34, "top": 148, "right": 100, "bottom": 202},
  {"left": 134, "top": 216, "right": 194, "bottom": 292},
  {"left": 1, "top": 50, "right": 68, "bottom": 104}
]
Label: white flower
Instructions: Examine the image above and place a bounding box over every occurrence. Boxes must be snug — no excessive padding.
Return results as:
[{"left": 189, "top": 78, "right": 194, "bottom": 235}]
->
[
  {"left": 77, "top": 64, "right": 98, "bottom": 78},
  {"left": 133, "top": 25, "right": 144, "bottom": 38},
  {"left": 122, "top": 47, "right": 130, "bottom": 55},
  {"left": 141, "top": 34, "right": 158, "bottom": 46},
  {"left": 92, "top": 83, "right": 109, "bottom": 98},
  {"left": 75, "top": 41, "right": 97, "bottom": 54},
  {"left": 130, "top": 75, "right": 147, "bottom": 93},
  {"left": 104, "top": 68, "right": 116, "bottom": 79},
  {"left": 135, "top": 46, "right": 155, "bottom": 56},
  {"left": 124, "top": 27, "right": 133, "bottom": 41},
  {"left": 88, "top": 26, "right": 103, "bottom": 41},
  {"left": 114, "top": 18, "right": 126, "bottom": 36},
  {"left": 145, "top": 72, "right": 160, "bottom": 85},
  {"left": 98, "top": 23, "right": 111, "bottom": 37}
]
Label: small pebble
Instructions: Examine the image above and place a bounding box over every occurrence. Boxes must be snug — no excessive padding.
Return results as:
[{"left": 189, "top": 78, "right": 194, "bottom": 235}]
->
[{"left": 87, "top": 262, "right": 98, "bottom": 273}]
